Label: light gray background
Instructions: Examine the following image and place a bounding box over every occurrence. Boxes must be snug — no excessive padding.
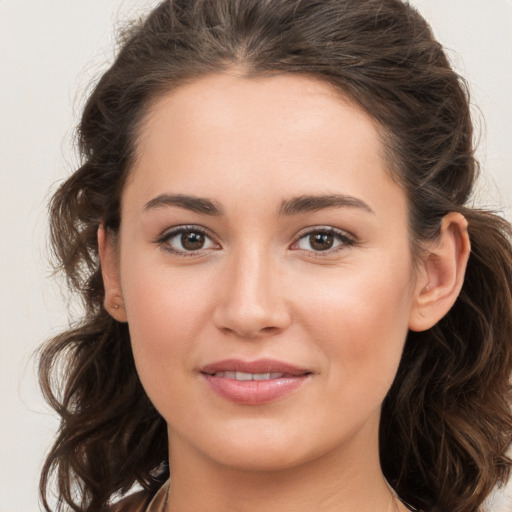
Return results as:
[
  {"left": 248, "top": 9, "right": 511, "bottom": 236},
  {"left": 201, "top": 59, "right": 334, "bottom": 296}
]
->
[{"left": 1, "top": 1, "right": 511, "bottom": 510}]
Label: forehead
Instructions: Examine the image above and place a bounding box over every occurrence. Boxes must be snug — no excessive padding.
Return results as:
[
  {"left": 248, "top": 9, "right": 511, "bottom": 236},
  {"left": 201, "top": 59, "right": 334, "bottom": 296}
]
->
[
  {"left": 127, "top": 72, "right": 405, "bottom": 219},
  {"left": 142, "top": 71, "right": 358, "bottom": 128},
  {"left": 137, "top": 72, "right": 378, "bottom": 154}
]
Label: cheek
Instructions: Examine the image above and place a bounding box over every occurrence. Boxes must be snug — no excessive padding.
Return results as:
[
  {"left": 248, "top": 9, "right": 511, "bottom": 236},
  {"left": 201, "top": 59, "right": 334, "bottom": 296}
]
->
[
  {"left": 120, "top": 257, "right": 217, "bottom": 401},
  {"left": 295, "top": 255, "right": 415, "bottom": 390},
  {"left": 122, "top": 249, "right": 215, "bottom": 335}
]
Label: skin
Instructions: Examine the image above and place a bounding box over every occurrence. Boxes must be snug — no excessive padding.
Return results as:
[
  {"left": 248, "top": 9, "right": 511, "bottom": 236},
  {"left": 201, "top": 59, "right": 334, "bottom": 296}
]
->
[{"left": 99, "top": 72, "right": 470, "bottom": 512}]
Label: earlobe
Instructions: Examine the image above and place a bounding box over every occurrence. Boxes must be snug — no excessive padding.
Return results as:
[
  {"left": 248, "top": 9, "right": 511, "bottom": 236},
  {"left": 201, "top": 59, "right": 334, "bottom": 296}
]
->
[
  {"left": 98, "top": 225, "right": 128, "bottom": 322},
  {"left": 409, "top": 213, "right": 470, "bottom": 332}
]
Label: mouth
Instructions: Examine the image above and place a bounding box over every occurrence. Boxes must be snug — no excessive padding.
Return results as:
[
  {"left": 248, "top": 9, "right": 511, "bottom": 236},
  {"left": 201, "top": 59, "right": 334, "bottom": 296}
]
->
[
  {"left": 207, "top": 371, "right": 290, "bottom": 381},
  {"left": 200, "top": 359, "right": 312, "bottom": 405},
  {"left": 201, "top": 358, "right": 311, "bottom": 376}
]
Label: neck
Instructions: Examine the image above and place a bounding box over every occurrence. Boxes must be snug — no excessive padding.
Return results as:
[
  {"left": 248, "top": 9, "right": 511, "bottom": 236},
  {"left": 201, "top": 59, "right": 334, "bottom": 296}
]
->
[{"left": 166, "top": 420, "right": 398, "bottom": 512}]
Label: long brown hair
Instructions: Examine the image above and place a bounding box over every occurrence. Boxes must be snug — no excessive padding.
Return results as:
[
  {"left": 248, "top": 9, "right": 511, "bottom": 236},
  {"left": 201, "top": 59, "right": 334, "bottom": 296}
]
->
[{"left": 39, "top": 1, "right": 512, "bottom": 511}]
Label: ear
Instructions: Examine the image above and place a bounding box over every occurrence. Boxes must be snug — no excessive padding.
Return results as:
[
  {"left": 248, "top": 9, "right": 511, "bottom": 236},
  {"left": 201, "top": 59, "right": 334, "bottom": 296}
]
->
[
  {"left": 409, "top": 212, "right": 470, "bottom": 332},
  {"left": 98, "top": 225, "right": 128, "bottom": 322}
]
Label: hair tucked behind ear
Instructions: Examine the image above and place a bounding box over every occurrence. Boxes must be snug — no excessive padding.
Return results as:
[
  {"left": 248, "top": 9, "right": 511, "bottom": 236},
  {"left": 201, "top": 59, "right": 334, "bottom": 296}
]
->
[
  {"left": 381, "top": 208, "right": 512, "bottom": 512},
  {"left": 39, "top": 1, "right": 512, "bottom": 511}
]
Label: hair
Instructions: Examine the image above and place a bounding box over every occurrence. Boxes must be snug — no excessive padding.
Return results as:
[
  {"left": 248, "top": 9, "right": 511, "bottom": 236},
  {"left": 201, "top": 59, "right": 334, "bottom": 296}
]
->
[{"left": 39, "top": 1, "right": 512, "bottom": 511}]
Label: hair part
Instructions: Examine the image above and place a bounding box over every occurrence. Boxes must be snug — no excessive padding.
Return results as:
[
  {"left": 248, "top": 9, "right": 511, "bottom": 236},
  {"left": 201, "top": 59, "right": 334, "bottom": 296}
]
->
[{"left": 40, "top": 1, "right": 512, "bottom": 511}]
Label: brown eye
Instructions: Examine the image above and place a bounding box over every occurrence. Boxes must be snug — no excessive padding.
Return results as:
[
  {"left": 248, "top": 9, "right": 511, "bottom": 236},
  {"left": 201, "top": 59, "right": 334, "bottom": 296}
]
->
[
  {"left": 181, "top": 231, "right": 205, "bottom": 250},
  {"left": 295, "top": 228, "right": 354, "bottom": 254},
  {"left": 159, "top": 226, "right": 218, "bottom": 254},
  {"left": 309, "top": 232, "right": 334, "bottom": 251}
]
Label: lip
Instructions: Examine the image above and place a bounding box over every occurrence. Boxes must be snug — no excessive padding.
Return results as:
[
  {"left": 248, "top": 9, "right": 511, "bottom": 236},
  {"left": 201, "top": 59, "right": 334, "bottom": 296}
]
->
[
  {"left": 200, "top": 358, "right": 312, "bottom": 405},
  {"left": 201, "top": 358, "right": 310, "bottom": 376}
]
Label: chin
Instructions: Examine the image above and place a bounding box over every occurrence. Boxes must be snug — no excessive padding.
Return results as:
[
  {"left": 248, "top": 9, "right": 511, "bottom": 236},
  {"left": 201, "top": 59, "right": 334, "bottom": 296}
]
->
[
  {"left": 211, "top": 444, "right": 312, "bottom": 473},
  {"left": 192, "top": 422, "right": 343, "bottom": 474}
]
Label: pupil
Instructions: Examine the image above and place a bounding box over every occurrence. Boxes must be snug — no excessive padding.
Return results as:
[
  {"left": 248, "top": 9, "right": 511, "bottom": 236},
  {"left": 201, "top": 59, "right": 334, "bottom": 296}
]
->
[
  {"left": 310, "top": 232, "right": 333, "bottom": 251},
  {"left": 181, "top": 231, "right": 204, "bottom": 250}
]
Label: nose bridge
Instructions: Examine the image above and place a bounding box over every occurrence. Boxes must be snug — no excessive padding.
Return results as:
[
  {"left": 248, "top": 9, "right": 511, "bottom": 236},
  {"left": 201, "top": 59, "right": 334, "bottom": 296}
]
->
[{"left": 213, "top": 241, "right": 289, "bottom": 338}]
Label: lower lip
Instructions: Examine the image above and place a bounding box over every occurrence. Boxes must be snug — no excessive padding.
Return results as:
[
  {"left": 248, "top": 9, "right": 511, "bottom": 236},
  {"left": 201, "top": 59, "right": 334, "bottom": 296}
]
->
[{"left": 202, "top": 374, "right": 309, "bottom": 405}]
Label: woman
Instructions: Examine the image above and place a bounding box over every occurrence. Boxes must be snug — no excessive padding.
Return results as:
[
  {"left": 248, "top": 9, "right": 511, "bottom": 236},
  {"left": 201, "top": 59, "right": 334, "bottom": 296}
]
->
[{"left": 39, "top": 1, "right": 512, "bottom": 511}]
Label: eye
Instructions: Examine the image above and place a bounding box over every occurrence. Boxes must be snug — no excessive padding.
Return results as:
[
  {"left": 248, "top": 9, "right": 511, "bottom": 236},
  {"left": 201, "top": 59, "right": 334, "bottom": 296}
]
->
[
  {"left": 157, "top": 226, "right": 219, "bottom": 255},
  {"left": 293, "top": 227, "right": 355, "bottom": 253}
]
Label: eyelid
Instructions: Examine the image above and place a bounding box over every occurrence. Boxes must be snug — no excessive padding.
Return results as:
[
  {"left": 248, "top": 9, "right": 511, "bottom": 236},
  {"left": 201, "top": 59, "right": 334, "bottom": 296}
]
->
[
  {"left": 154, "top": 224, "right": 356, "bottom": 257},
  {"left": 290, "top": 226, "right": 357, "bottom": 254},
  {"left": 155, "top": 224, "right": 220, "bottom": 256}
]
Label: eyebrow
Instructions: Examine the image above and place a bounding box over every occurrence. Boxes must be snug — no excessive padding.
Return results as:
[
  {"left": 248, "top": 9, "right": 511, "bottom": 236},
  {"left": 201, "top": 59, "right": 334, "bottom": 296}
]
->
[
  {"left": 144, "top": 194, "right": 224, "bottom": 216},
  {"left": 279, "top": 194, "right": 374, "bottom": 215},
  {"left": 143, "top": 193, "right": 374, "bottom": 216}
]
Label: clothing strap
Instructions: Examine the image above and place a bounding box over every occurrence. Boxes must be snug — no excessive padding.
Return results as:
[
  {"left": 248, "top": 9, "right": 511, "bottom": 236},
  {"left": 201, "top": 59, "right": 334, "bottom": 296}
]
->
[
  {"left": 398, "top": 496, "right": 420, "bottom": 511},
  {"left": 139, "top": 480, "right": 422, "bottom": 512}
]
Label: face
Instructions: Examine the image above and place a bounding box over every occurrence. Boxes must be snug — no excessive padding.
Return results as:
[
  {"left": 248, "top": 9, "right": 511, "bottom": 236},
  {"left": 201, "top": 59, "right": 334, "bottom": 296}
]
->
[{"left": 108, "top": 73, "right": 422, "bottom": 473}]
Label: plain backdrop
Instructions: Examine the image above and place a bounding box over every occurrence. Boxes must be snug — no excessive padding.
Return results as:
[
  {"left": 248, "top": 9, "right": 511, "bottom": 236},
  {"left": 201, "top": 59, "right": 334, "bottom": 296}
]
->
[{"left": 1, "top": 1, "right": 511, "bottom": 511}]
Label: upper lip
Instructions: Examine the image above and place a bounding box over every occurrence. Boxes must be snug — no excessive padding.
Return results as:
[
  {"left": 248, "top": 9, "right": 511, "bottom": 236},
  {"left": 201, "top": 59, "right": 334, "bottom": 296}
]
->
[{"left": 200, "top": 358, "right": 311, "bottom": 376}]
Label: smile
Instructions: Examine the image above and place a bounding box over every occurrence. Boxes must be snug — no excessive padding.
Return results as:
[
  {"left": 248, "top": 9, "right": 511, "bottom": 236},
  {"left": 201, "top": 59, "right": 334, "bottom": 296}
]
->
[
  {"left": 200, "top": 359, "right": 312, "bottom": 405},
  {"left": 211, "top": 371, "right": 287, "bottom": 380}
]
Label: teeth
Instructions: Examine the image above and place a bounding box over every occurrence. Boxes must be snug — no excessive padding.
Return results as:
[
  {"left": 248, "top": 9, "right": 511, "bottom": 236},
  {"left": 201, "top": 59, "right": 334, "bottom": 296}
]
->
[
  {"left": 253, "top": 372, "right": 271, "bottom": 381},
  {"left": 213, "top": 371, "right": 286, "bottom": 381}
]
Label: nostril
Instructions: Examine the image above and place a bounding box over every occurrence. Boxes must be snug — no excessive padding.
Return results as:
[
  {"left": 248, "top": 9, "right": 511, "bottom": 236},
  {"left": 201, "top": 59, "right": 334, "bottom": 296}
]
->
[
  {"left": 212, "top": 282, "right": 291, "bottom": 338},
  {"left": 261, "top": 326, "right": 280, "bottom": 333}
]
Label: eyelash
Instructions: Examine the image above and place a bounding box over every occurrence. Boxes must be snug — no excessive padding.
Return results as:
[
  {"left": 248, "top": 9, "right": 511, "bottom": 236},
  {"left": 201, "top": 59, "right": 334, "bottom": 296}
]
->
[
  {"left": 292, "top": 226, "right": 356, "bottom": 257},
  {"left": 155, "top": 225, "right": 356, "bottom": 257},
  {"left": 155, "top": 225, "right": 217, "bottom": 257}
]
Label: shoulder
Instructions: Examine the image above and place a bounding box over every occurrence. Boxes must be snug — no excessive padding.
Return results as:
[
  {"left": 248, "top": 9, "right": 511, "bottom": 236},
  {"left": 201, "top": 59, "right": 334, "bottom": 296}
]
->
[
  {"left": 109, "top": 481, "right": 169, "bottom": 512},
  {"left": 109, "top": 490, "right": 152, "bottom": 512}
]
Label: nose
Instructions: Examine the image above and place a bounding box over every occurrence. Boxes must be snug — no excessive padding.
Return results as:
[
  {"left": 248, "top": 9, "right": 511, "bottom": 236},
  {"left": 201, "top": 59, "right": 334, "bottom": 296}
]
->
[{"left": 212, "top": 245, "right": 291, "bottom": 339}]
